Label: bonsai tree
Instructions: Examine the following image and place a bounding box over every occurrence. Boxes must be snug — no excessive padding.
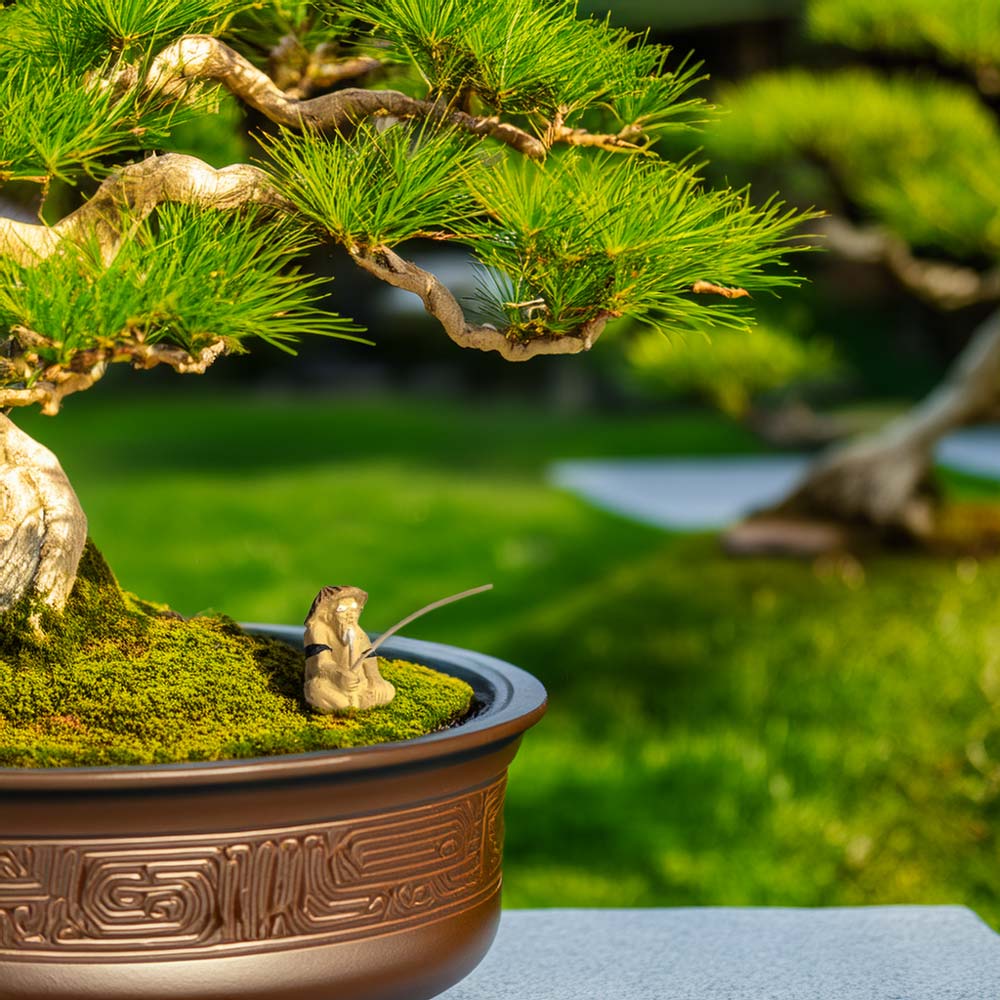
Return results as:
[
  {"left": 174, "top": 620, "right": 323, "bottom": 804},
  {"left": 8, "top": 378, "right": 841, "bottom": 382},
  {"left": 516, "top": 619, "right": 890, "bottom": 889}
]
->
[
  {"left": 0, "top": 0, "right": 811, "bottom": 763},
  {"left": 699, "top": 0, "right": 1000, "bottom": 539}
]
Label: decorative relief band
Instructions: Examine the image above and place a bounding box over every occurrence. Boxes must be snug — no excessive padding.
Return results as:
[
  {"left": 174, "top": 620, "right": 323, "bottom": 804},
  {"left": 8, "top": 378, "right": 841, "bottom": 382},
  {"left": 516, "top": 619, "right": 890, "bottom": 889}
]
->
[{"left": 0, "top": 776, "right": 506, "bottom": 960}]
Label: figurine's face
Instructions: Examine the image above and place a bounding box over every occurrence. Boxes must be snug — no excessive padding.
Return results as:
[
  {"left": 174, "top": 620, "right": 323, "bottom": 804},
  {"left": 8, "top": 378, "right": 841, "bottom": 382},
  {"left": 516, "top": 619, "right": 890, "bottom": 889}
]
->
[{"left": 335, "top": 597, "right": 360, "bottom": 626}]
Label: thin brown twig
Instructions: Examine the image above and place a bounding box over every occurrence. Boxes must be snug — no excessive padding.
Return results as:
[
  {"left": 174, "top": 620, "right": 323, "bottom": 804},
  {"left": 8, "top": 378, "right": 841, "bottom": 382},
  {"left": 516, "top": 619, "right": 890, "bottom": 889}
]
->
[
  {"left": 691, "top": 280, "right": 750, "bottom": 300},
  {"left": 547, "top": 123, "right": 645, "bottom": 153}
]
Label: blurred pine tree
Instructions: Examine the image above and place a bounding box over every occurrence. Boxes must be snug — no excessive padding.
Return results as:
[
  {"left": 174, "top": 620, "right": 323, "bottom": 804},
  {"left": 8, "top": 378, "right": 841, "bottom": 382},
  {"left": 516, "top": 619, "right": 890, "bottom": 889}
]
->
[{"left": 701, "top": 0, "right": 1000, "bottom": 541}]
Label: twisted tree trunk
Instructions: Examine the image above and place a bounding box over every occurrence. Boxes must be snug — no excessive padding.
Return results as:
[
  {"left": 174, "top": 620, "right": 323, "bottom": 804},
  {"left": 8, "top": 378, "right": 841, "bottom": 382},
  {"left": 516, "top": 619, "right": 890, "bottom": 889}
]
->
[
  {"left": 757, "top": 307, "right": 1000, "bottom": 537},
  {"left": 0, "top": 414, "right": 87, "bottom": 610}
]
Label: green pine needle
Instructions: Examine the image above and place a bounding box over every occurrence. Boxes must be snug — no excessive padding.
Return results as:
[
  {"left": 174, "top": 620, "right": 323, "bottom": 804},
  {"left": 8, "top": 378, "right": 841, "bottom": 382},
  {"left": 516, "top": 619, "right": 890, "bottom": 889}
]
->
[
  {"left": 0, "top": 0, "right": 246, "bottom": 184},
  {"left": 1, "top": 0, "right": 256, "bottom": 70},
  {"left": 260, "top": 122, "right": 482, "bottom": 249},
  {"left": 342, "top": 0, "right": 710, "bottom": 131},
  {"left": 460, "top": 152, "right": 817, "bottom": 337},
  {"left": 0, "top": 62, "right": 210, "bottom": 184},
  {"left": 0, "top": 206, "right": 365, "bottom": 383}
]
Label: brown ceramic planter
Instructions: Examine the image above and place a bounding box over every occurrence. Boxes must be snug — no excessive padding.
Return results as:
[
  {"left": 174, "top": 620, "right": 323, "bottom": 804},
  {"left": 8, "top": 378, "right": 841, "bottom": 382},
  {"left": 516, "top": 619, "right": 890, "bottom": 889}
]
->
[{"left": 0, "top": 629, "right": 546, "bottom": 1000}]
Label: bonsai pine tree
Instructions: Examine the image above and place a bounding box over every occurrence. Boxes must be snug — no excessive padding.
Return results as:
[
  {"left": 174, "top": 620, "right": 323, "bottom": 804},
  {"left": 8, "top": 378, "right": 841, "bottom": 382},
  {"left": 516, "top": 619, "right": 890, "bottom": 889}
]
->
[
  {"left": 701, "top": 0, "right": 1000, "bottom": 538},
  {"left": 0, "top": 0, "right": 810, "bottom": 613}
]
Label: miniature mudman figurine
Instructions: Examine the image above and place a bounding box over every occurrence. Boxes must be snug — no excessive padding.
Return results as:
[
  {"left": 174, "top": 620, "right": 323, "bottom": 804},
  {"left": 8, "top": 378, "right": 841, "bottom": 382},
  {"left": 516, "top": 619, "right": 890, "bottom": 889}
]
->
[{"left": 303, "top": 586, "right": 395, "bottom": 714}]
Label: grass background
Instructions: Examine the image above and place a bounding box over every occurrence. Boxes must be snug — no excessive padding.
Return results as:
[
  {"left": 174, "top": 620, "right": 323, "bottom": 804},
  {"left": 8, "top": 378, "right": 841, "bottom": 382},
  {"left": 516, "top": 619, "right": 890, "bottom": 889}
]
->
[{"left": 16, "top": 385, "right": 1000, "bottom": 927}]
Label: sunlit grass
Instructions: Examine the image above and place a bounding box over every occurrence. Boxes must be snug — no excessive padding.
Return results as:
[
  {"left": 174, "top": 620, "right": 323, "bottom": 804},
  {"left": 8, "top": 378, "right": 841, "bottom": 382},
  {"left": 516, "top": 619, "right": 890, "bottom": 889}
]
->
[{"left": 502, "top": 535, "right": 1000, "bottom": 930}]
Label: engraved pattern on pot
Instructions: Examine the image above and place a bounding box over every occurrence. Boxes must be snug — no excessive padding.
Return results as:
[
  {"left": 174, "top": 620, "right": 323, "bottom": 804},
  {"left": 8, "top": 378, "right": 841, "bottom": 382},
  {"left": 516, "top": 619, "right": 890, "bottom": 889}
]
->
[{"left": 0, "top": 778, "right": 506, "bottom": 958}]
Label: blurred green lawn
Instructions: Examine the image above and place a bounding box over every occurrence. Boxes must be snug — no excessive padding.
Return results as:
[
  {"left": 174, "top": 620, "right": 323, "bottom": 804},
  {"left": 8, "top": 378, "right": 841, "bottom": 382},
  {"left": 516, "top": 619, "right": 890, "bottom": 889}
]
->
[{"left": 18, "top": 390, "right": 1000, "bottom": 927}]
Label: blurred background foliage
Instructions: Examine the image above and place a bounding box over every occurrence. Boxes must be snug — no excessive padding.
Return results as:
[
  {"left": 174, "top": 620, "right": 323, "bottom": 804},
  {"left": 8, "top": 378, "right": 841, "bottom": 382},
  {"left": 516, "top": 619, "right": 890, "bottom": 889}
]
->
[
  {"left": 5, "top": 0, "right": 1000, "bottom": 927},
  {"left": 621, "top": 318, "right": 838, "bottom": 418},
  {"left": 705, "top": 70, "right": 1000, "bottom": 257}
]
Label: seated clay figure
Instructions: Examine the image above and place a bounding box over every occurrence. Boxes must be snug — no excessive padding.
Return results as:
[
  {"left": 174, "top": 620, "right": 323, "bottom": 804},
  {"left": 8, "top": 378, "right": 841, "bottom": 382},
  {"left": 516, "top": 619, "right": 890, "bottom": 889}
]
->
[{"left": 303, "top": 585, "right": 395, "bottom": 714}]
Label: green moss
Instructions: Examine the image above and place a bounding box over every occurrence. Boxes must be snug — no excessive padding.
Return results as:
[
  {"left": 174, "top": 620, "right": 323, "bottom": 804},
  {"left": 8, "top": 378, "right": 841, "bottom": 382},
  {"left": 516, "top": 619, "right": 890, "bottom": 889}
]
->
[{"left": 0, "top": 542, "right": 474, "bottom": 767}]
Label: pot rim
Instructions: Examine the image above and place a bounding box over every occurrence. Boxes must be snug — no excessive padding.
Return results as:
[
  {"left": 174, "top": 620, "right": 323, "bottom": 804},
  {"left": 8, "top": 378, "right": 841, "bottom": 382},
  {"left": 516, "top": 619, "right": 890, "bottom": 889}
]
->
[{"left": 0, "top": 628, "right": 546, "bottom": 791}]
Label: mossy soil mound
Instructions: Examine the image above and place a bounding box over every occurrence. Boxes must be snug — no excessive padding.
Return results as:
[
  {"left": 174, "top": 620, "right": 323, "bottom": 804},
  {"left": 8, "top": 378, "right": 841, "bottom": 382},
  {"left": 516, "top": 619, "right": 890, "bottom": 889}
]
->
[{"left": 0, "top": 544, "right": 474, "bottom": 768}]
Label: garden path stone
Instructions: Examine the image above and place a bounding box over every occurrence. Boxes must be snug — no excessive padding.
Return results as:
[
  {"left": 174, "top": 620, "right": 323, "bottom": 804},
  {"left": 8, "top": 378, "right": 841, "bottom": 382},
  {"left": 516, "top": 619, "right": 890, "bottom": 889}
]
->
[
  {"left": 938, "top": 426, "right": 1000, "bottom": 480},
  {"left": 550, "top": 455, "right": 807, "bottom": 529},
  {"left": 549, "top": 426, "right": 1000, "bottom": 530},
  {"left": 439, "top": 906, "right": 1000, "bottom": 999}
]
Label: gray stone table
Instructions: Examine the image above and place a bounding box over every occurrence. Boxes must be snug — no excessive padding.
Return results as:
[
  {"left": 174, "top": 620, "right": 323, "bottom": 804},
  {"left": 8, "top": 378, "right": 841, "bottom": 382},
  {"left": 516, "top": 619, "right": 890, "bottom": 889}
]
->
[{"left": 439, "top": 907, "right": 1000, "bottom": 999}]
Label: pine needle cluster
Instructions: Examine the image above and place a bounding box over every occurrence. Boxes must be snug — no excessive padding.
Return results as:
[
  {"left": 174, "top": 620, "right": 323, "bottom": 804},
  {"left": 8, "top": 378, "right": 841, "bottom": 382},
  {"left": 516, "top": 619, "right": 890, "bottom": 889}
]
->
[
  {"left": 261, "top": 124, "right": 482, "bottom": 247},
  {"left": 0, "top": 207, "right": 359, "bottom": 383},
  {"left": 0, "top": 74, "right": 205, "bottom": 186},
  {"left": 0, "top": 0, "right": 247, "bottom": 182},
  {"left": 461, "top": 153, "right": 811, "bottom": 337},
  {"left": 342, "top": 0, "right": 708, "bottom": 134},
  {"left": 3, "top": 0, "right": 253, "bottom": 66}
]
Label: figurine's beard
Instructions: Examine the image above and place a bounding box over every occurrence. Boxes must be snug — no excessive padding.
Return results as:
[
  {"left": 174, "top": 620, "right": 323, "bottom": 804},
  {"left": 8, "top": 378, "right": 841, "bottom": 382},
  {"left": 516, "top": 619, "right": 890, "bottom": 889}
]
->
[{"left": 342, "top": 626, "right": 355, "bottom": 646}]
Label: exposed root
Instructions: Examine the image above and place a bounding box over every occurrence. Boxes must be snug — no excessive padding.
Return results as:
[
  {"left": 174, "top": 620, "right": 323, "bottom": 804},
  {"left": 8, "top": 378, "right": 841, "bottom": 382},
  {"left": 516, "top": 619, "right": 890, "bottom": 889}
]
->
[
  {"left": 0, "top": 414, "right": 87, "bottom": 610},
  {"left": 727, "top": 307, "right": 1000, "bottom": 550}
]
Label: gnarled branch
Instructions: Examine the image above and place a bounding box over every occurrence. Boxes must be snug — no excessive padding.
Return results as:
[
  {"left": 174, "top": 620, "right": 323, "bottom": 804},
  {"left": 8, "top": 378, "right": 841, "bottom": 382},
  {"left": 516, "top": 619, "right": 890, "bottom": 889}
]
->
[
  {"left": 144, "top": 35, "right": 546, "bottom": 160},
  {"left": 818, "top": 216, "right": 1000, "bottom": 311},
  {"left": 351, "top": 245, "right": 613, "bottom": 361},
  {"left": 0, "top": 154, "right": 608, "bottom": 363},
  {"left": 0, "top": 331, "right": 227, "bottom": 416},
  {"left": 0, "top": 154, "right": 286, "bottom": 266}
]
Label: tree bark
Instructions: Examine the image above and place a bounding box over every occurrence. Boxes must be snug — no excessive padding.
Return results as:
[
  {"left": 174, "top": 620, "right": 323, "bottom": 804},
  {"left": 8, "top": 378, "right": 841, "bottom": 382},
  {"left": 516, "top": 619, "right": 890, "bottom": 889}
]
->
[
  {"left": 762, "top": 307, "right": 1000, "bottom": 536},
  {"left": 0, "top": 414, "right": 87, "bottom": 610}
]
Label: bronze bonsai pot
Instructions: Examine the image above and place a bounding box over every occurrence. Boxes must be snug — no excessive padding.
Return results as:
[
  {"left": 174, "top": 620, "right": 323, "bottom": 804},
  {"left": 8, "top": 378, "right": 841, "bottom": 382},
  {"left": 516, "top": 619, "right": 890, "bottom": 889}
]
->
[{"left": 0, "top": 630, "right": 546, "bottom": 1000}]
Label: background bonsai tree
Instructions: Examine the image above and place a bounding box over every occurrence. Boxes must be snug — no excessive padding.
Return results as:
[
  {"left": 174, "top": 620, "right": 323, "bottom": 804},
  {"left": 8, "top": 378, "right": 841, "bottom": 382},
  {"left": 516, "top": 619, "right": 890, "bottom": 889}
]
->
[
  {"left": 698, "top": 0, "right": 1000, "bottom": 540},
  {"left": 0, "top": 0, "right": 810, "bottom": 613},
  {"left": 621, "top": 313, "right": 838, "bottom": 422}
]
